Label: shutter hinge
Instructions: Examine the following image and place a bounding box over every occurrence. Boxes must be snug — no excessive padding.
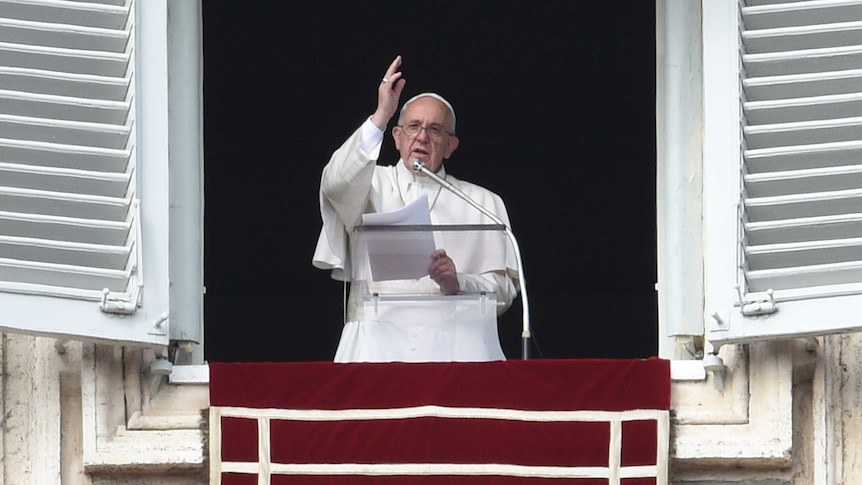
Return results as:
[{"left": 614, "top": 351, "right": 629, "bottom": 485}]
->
[
  {"left": 99, "top": 288, "right": 138, "bottom": 315},
  {"left": 735, "top": 286, "right": 778, "bottom": 317}
]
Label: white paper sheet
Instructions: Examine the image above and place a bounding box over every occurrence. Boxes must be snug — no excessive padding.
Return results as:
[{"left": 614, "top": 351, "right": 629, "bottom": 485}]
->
[{"left": 360, "top": 196, "right": 437, "bottom": 281}]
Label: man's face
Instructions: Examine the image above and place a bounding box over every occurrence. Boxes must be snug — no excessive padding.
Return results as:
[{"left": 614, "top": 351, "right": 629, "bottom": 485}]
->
[{"left": 393, "top": 97, "right": 459, "bottom": 174}]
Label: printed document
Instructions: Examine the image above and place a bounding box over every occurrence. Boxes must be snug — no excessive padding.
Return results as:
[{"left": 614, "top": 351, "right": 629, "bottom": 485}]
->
[{"left": 360, "top": 196, "right": 436, "bottom": 281}]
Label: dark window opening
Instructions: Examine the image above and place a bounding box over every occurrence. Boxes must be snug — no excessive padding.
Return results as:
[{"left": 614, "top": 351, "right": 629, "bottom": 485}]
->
[{"left": 202, "top": 1, "right": 658, "bottom": 362}]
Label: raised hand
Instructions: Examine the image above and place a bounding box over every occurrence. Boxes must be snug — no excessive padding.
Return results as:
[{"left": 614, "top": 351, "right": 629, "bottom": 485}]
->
[{"left": 371, "top": 55, "right": 406, "bottom": 130}]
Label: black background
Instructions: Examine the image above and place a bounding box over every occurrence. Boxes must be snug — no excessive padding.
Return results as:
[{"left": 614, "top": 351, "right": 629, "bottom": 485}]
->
[{"left": 202, "top": 1, "right": 658, "bottom": 362}]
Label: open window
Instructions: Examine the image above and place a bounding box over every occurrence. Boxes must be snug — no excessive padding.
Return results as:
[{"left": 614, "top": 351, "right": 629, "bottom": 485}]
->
[
  {"left": 0, "top": 0, "right": 203, "bottom": 350},
  {"left": 705, "top": 0, "right": 862, "bottom": 346}
]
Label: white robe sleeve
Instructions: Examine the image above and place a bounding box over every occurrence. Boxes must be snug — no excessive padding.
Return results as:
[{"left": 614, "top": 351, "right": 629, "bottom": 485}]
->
[
  {"left": 312, "top": 120, "right": 382, "bottom": 279},
  {"left": 458, "top": 272, "right": 518, "bottom": 315}
]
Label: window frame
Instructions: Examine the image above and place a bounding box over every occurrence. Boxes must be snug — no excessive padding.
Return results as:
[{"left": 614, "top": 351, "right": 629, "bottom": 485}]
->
[
  {"left": 0, "top": 0, "right": 169, "bottom": 347},
  {"left": 657, "top": 2, "right": 796, "bottom": 470},
  {"left": 0, "top": 0, "right": 204, "bottom": 352},
  {"left": 703, "top": 0, "right": 862, "bottom": 347}
]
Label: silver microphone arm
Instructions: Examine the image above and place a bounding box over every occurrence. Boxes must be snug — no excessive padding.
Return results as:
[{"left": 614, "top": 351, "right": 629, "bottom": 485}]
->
[{"left": 412, "top": 159, "right": 532, "bottom": 359}]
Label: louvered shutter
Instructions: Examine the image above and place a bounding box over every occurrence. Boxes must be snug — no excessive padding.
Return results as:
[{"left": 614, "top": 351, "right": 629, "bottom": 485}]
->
[
  {"left": 0, "top": 0, "right": 169, "bottom": 347},
  {"left": 707, "top": 0, "right": 862, "bottom": 345}
]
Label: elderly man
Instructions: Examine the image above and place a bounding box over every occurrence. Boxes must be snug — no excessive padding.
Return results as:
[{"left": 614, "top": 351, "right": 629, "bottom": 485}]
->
[{"left": 313, "top": 56, "right": 519, "bottom": 362}]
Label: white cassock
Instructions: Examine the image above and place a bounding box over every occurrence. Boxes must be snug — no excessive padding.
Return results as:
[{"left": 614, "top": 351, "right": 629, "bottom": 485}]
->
[{"left": 313, "top": 119, "right": 519, "bottom": 363}]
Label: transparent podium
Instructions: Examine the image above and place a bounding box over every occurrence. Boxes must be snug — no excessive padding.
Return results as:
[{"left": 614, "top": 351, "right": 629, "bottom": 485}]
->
[{"left": 344, "top": 224, "right": 510, "bottom": 362}]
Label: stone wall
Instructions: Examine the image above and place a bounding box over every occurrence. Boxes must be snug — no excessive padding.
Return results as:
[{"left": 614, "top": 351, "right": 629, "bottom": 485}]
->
[{"left": 0, "top": 335, "right": 207, "bottom": 484}]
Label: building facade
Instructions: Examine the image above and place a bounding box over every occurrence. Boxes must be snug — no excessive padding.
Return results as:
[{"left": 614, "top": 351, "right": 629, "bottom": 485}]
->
[{"left": 1, "top": 0, "right": 861, "bottom": 483}]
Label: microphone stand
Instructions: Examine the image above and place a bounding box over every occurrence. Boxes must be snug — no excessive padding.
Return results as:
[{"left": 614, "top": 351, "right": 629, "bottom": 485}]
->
[{"left": 412, "top": 160, "right": 531, "bottom": 359}]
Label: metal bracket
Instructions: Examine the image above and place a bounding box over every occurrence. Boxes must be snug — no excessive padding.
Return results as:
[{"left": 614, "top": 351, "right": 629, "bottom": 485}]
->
[
  {"left": 148, "top": 312, "right": 169, "bottom": 336},
  {"left": 99, "top": 288, "right": 137, "bottom": 315},
  {"left": 736, "top": 286, "right": 778, "bottom": 317},
  {"left": 703, "top": 353, "right": 726, "bottom": 392}
]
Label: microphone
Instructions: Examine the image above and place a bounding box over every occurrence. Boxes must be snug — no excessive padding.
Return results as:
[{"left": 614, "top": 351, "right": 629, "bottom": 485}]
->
[
  {"left": 411, "top": 159, "right": 532, "bottom": 359},
  {"left": 412, "top": 159, "right": 506, "bottom": 226}
]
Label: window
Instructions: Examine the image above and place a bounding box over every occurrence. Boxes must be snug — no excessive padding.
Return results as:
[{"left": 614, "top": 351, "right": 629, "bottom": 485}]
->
[
  {"left": 705, "top": 0, "right": 862, "bottom": 345},
  {"left": 0, "top": 0, "right": 202, "bottom": 349}
]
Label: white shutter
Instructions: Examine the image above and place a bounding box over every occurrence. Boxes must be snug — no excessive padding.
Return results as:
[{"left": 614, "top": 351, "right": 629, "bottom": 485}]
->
[
  {"left": 0, "top": 0, "right": 169, "bottom": 347},
  {"left": 707, "top": 0, "right": 862, "bottom": 345}
]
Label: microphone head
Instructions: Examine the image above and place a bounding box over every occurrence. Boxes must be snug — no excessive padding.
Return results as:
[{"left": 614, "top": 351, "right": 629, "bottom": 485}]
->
[{"left": 411, "top": 159, "right": 425, "bottom": 171}]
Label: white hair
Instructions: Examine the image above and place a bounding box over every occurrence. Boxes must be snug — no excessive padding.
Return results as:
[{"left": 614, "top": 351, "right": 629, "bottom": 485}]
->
[{"left": 398, "top": 92, "right": 456, "bottom": 133}]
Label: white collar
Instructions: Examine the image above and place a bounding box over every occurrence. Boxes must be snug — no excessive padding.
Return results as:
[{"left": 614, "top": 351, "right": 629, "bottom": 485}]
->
[
  {"left": 395, "top": 160, "right": 447, "bottom": 210},
  {"left": 395, "top": 159, "right": 447, "bottom": 187}
]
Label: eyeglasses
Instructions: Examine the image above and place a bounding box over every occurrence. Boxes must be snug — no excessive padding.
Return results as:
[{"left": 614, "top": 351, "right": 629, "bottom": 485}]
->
[{"left": 397, "top": 122, "right": 453, "bottom": 140}]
